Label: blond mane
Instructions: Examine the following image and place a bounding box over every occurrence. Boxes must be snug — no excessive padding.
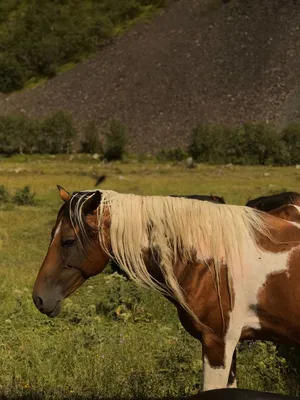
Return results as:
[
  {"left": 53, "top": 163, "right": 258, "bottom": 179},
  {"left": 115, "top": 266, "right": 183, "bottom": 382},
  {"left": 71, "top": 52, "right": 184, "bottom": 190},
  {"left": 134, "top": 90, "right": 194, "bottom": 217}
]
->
[{"left": 69, "top": 190, "right": 272, "bottom": 326}]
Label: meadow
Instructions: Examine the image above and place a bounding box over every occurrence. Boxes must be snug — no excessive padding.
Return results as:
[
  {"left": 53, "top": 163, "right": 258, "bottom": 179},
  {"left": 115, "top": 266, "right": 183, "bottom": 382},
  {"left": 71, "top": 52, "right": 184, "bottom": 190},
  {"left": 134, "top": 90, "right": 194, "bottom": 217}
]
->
[{"left": 0, "top": 154, "right": 300, "bottom": 399}]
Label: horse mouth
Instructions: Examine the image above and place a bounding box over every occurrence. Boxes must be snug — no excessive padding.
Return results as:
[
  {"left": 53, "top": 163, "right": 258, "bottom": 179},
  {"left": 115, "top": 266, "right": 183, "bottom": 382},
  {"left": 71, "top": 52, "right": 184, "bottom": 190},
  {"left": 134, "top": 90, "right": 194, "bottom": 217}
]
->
[{"left": 45, "top": 300, "right": 62, "bottom": 318}]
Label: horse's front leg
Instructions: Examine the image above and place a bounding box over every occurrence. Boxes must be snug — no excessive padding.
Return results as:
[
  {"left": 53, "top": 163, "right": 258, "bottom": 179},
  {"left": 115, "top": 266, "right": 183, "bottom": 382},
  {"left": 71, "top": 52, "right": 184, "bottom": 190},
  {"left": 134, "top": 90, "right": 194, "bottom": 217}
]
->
[{"left": 202, "top": 334, "right": 239, "bottom": 391}]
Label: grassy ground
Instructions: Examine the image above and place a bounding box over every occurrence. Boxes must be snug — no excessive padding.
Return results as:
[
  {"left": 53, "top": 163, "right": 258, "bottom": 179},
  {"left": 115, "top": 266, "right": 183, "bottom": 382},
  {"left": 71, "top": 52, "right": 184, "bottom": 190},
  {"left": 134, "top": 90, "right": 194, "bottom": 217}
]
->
[{"left": 0, "top": 154, "right": 299, "bottom": 399}]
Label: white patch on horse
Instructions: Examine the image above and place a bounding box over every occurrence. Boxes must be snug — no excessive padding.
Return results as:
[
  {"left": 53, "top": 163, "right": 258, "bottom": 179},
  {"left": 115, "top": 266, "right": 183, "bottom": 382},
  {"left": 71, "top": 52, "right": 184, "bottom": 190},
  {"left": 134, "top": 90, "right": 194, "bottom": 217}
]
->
[
  {"left": 292, "top": 205, "right": 300, "bottom": 213},
  {"left": 288, "top": 221, "right": 300, "bottom": 229},
  {"left": 50, "top": 221, "right": 62, "bottom": 246},
  {"left": 202, "top": 240, "right": 294, "bottom": 390}
]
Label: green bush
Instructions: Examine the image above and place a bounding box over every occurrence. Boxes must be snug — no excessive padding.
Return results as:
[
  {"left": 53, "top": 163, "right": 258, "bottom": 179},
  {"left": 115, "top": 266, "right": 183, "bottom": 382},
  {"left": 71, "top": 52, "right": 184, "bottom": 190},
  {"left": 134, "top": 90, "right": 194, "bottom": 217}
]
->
[
  {"left": 12, "top": 186, "right": 36, "bottom": 206},
  {"left": 103, "top": 119, "right": 126, "bottom": 161},
  {"left": 0, "top": 185, "right": 10, "bottom": 204},
  {"left": 281, "top": 123, "right": 300, "bottom": 165},
  {"left": 188, "top": 122, "right": 290, "bottom": 165},
  {"left": 0, "top": 115, "right": 30, "bottom": 155},
  {"left": 188, "top": 124, "right": 228, "bottom": 163},
  {"left": 38, "top": 111, "right": 77, "bottom": 154},
  {"left": 80, "top": 121, "right": 103, "bottom": 154},
  {"left": 0, "top": 53, "right": 25, "bottom": 93},
  {"left": 241, "top": 123, "right": 288, "bottom": 165}
]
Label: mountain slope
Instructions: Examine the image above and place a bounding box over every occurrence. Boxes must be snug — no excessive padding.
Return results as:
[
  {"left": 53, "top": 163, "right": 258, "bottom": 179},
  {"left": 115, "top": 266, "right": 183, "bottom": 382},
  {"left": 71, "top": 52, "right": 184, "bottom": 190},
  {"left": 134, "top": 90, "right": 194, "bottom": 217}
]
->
[{"left": 1, "top": 0, "right": 300, "bottom": 153}]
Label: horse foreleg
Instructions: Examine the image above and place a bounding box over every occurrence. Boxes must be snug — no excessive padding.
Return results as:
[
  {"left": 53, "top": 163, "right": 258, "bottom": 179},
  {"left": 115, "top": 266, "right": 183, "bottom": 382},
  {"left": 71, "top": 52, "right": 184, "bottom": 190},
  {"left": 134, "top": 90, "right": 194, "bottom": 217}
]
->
[
  {"left": 227, "top": 349, "right": 237, "bottom": 388},
  {"left": 202, "top": 335, "right": 238, "bottom": 391}
]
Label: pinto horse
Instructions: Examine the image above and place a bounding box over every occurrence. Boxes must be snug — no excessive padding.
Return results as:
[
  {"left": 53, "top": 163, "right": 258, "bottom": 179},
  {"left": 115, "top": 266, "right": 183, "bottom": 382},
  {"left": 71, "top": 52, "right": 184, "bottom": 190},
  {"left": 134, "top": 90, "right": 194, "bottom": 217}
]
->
[
  {"left": 246, "top": 192, "right": 300, "bottom": 211},
  {"left": 32, "top": 187, "right": 300, "bottom": 391}
]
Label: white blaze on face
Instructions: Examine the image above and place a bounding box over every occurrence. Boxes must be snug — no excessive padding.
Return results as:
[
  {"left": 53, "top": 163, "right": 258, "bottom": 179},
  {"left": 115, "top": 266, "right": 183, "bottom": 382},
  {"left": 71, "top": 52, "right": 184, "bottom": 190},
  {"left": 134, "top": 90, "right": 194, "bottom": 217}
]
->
[{"left": 50, "top": 220, "right": 62, "bottom": 247}]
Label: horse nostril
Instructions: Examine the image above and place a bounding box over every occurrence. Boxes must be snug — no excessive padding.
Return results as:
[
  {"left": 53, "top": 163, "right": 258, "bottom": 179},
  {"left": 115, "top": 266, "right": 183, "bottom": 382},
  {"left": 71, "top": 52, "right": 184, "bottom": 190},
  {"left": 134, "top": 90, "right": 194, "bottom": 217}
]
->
[{"left": 34, "top": 296, "right": 44, "bottom": 310}]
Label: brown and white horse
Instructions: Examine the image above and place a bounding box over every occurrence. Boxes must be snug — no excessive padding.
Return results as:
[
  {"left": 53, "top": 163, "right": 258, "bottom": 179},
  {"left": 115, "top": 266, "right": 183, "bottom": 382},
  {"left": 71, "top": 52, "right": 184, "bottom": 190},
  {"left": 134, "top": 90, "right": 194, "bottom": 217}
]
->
[{"left": 32, "top": 188, "right": 300, "bottom": 391}]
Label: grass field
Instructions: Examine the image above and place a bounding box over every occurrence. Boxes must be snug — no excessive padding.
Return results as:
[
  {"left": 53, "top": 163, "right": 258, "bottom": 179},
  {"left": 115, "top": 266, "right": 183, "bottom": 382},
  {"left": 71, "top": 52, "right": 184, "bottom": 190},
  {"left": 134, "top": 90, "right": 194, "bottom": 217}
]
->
[{"left": 0, "top": 154, "right": 300, "bottom": 399}]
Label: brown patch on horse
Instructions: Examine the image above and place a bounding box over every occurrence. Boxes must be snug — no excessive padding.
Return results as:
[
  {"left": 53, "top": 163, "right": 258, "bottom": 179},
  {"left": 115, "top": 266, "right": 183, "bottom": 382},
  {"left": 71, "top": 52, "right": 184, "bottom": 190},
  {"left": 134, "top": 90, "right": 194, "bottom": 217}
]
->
[
  {"left": 146, "top": 251, "right": 233, "bottom": 367},
  {"left": 269, "top": 204, "right": 300, "bottom": 224},
  {"left": 255, "top": 212, "right": 300, "bottom": 253}
]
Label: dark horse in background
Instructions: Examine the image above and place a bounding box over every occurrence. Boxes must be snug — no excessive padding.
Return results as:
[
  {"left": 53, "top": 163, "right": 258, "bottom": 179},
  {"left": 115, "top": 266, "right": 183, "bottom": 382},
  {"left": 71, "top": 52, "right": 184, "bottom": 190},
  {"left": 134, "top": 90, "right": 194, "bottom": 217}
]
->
[{"left": 246, "top": 192, "right": 300, "bottom": 212}]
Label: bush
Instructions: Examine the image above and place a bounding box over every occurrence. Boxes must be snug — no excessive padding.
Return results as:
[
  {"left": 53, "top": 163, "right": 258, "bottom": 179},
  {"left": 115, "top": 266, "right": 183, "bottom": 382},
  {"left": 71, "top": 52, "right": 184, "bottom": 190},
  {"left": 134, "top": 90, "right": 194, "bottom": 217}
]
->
[
  {"left": 188, "top": 124, "right": 227, "bottom": 163},
  {"left": 241, "top": 123, "right": 288, "bottom": 165},
  {"left": 0, "top": 115, "right": 31, "bottom": 155},
  {"left": 188, "top": 122, "right": 290, "bottom": 165},
  {"left": 103, "top": 119, "right": 126, "bottom": 161},
  {"left": 80, "top": 121, "right": 103, "bottom": 154},
  {"left": 38, "top": 111, "right": 77, "bottom": 154},
  {"left": 0, "top": 53, "right": 25, "bottom": 93},
  {"left": 281, "top": 123, "right": 300, "bottom": 165},
  {"left": 12, "top": 186, "right": 36, "bottom": 206},
  {"left": 0, "top": 185, "right": 10, "bottom": 204}
]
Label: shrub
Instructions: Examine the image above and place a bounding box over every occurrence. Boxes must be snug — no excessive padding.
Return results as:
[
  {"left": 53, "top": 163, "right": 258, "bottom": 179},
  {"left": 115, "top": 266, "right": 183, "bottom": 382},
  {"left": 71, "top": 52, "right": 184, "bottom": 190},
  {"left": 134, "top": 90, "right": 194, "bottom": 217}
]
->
[
  {"left": 281, "top": 123, "right": 300, "bottom": 165},
  {"left": 241, "top": 123, "right": 288, "bottom": 165},
  {"left": 0, "top": 185, "right": 10, "bottom": 204},
  {"left": 38, "top": 111, "right": 77, "bottom": 154},
  {"left": 188, "top": 124, "right": 227, "bottom": 163},
  {"left": 103, "top": 119, "right": 126, "bottom": 161},
  {"left": 188, "top": 122, "right": 290, "bottom": 165},
  {"left": 12, "top": 186, "right": 36, "bottom": 206},
  {"left": 0, "top": 53, "right": 25, "bottom": 93},
  {"left": 80, "top": 121, "right": 103, "bottom": 154},
  {"left": 0, "top": 115, "right": 28, "bottom": 155}
]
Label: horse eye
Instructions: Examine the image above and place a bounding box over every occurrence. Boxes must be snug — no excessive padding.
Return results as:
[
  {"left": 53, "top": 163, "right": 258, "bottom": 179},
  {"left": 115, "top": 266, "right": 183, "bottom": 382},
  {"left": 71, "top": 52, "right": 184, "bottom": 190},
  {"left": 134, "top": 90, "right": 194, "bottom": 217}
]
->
[{"left": 62, "top": 239, "right": 76, "bottom": 248}]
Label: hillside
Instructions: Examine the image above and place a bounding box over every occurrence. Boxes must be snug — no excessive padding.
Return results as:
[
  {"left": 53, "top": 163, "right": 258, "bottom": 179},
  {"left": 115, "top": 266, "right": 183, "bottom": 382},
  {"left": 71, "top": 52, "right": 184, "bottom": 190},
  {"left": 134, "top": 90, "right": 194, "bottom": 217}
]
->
[{"left": 1, "top": 0, "right": 300, "bottom": 153}]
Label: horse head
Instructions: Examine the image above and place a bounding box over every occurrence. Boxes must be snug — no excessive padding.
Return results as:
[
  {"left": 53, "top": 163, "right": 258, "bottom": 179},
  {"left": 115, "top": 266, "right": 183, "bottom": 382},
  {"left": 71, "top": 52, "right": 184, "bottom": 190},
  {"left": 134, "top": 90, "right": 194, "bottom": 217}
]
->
[{"left": 32, "top": 186, "right": 110, "bottom": 317}]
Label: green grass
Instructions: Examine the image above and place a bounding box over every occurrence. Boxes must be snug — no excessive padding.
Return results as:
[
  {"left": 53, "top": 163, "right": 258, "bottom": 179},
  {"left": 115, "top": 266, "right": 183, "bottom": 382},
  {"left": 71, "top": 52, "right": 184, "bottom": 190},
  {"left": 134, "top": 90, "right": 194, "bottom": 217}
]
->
[{"left": 0, "top": 155, "right": 299, "bottom": 399}]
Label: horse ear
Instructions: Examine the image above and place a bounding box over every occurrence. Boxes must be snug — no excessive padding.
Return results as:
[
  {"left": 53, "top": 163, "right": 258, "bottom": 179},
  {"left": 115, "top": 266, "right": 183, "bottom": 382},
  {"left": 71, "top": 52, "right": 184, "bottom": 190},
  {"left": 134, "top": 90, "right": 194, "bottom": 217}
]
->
[
  {"left": 57, "top": 185, "right": 71, "bottom": 203},
  {"left": 83, "top": 191, "right": 102, "bottom": 215}
]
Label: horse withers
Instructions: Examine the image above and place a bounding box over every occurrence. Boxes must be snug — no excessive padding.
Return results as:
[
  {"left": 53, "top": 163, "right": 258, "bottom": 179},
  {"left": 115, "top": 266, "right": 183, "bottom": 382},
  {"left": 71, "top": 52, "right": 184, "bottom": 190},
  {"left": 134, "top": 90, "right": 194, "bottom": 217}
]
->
[{"left": 32, "top": 187, "right": 300, "bottom": 391}]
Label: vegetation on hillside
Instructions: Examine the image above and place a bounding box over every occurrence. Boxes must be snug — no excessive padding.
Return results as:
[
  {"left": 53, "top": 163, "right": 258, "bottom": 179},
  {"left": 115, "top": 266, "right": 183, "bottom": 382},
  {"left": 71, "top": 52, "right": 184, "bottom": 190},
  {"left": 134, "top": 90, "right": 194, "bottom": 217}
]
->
[
  {"left": 0, "top": 0, "right": 165, "bottom": 93},
  {"left": 2, "top": 112, "right": 300, "bottom": 165}
]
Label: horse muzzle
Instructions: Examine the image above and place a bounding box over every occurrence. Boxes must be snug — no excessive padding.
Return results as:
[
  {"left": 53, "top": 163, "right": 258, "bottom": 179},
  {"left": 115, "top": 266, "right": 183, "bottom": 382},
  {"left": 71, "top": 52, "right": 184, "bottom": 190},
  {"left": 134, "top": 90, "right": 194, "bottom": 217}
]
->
[{"left": 32, "top": 293, "right": 62, "bottom": 318}]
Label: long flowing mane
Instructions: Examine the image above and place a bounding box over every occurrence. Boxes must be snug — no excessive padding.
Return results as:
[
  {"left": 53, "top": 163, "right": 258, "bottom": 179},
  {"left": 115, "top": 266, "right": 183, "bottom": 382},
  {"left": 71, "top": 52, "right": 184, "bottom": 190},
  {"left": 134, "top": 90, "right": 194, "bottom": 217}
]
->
[{"left": 68, "top": 190, "right": 272, "bottom": 325}]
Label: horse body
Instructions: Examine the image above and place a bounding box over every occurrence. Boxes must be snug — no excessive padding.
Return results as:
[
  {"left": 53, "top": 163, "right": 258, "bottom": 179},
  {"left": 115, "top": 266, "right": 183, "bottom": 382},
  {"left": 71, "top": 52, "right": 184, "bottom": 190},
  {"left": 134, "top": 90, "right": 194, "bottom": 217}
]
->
[{"left": 32, "top": 188, "right": 300, "bottom": 391}]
